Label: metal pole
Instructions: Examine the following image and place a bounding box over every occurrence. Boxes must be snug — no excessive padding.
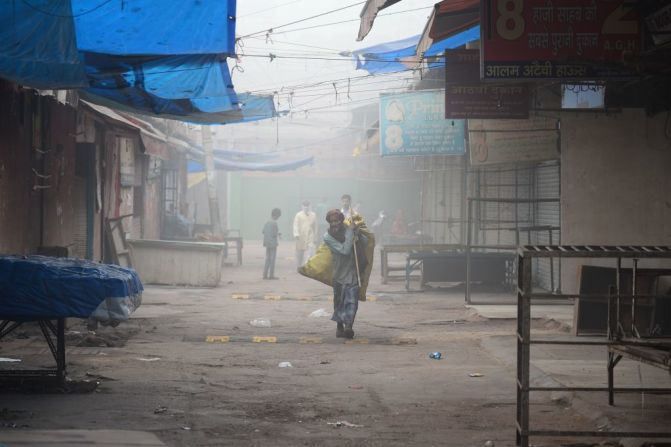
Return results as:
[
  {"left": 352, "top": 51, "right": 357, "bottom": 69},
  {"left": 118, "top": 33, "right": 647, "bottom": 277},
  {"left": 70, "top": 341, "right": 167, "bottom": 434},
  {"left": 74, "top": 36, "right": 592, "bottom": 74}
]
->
[
  {"left": 57, "top": 318, "right": 66, "bottom": 381},
  {"left": 517, "top": 251, "right": 532, "bottom": 447},
  {"left": 466, "top": 198, "right": 473, "bottom": 304},
  {"left": 631, "top": 258, "right": 639, "bottom": 337},
  {"left": 616, "top": 257, "right": 622, "bottom": 339},
  {"left": 202, "top": 125, "right": 223, "bottom": 236}
]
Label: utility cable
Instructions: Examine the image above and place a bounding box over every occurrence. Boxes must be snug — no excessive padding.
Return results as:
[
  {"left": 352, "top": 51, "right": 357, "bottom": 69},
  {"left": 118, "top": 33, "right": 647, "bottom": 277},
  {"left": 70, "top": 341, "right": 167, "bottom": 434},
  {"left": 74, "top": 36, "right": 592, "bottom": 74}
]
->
[
  {"left": 237, "top": 0, "right": 308, "bottom": 19},
  {"left": 242, "top": 5, "right": 434, "bottom": 37},
  {"left": 238, "top": 1, "right": 366, "bottom": 39}
]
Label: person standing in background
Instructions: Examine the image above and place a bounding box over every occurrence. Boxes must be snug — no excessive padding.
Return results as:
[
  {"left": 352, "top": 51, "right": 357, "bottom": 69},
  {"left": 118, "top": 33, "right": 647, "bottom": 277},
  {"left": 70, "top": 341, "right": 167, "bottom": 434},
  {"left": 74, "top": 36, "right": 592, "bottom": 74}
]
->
[
  {"left": 341, "top": 194, "right": 354, "bottom": 219},
  {"left": 293, "top": 200, "right": 317, "bottom": 268},
  {"left": 262, "top": 208, "right": 282, "bottom": 280}
]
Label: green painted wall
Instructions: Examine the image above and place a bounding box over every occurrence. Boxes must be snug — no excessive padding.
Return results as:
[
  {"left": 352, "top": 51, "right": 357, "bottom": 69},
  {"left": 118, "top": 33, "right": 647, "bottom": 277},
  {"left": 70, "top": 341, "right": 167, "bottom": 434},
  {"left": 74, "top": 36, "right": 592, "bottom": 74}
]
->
[{"left": 230, "top": 175, "right": 421, "bottom": 240}]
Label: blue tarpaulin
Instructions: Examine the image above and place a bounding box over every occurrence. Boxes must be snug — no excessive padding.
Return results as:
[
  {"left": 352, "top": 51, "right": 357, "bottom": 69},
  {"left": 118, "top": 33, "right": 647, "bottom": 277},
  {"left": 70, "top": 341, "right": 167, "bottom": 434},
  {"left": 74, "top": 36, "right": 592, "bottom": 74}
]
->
[
  {"left": 0, "top": 0, "right": 238, "bottom": 89},
  {"left": 0, "top": 0, "right": 262, "bottom": 124},
  {"left": 81, "top": 54, "right": 279, "bottom": 122},
  {"left": 72, "top": 0, "right": 236, "bottom": 56},
  {"left": 0, "top": 0, "right": 86, "bottom": 88},
  {"left": 353, "top": 26, "right": 480, "bottom": 74},
  {"left": 84, "top": 53, "right": 236, "bottom": 101},
  {"left": 0, "top": 256, "right": 143, "bottom": 320}
]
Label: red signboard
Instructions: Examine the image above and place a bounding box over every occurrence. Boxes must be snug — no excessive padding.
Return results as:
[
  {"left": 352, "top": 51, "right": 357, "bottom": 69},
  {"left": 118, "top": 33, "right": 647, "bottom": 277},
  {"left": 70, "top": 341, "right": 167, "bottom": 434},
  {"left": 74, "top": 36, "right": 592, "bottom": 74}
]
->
[
  {"left": 445, "top": 49, "right": 529, "bottom": 119},
  {"left": 480, "top": 0, "right": 641, "bottom": 79}
]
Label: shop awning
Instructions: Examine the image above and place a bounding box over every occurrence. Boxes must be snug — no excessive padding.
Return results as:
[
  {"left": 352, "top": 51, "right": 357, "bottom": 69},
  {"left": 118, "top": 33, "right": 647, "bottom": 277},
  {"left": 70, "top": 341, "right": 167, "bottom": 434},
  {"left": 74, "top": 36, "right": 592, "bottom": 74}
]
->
[
  {"left": 416, "top": 0, "right": 480, "bottom": 59},
  {"left": 357, "top": 0, "right": 403, "bottom": 41},
  {"left": 79, "top": 90, "right": 276, "bottom": 125},
  {"left": 80, "top": 100, "right": 174, "bottom": 160},
  {"left": 187, "top": 154, "right": 314, "bottom": 173}
]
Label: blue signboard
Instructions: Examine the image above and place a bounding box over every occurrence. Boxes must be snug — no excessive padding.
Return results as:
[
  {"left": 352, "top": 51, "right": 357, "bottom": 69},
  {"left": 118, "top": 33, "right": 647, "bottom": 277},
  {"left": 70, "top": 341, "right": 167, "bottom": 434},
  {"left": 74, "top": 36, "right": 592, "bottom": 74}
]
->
[{"left": 379, "top": 90, "right": 465, "bottom": 157}]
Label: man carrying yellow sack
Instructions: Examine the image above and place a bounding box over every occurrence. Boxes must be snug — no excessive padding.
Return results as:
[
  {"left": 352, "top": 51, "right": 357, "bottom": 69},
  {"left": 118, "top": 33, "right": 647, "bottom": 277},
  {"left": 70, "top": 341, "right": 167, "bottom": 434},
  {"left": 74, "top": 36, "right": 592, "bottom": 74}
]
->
[{"left": 322, "top": 209, "right": 368, "bottom": 339}]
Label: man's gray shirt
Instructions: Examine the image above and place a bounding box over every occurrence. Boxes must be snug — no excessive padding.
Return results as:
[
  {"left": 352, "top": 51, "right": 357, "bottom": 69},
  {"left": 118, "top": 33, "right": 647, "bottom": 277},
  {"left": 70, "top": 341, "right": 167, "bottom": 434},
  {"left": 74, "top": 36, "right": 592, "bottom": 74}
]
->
[{"left": 324, "top": 228, "right": 367, "bottom": 286}]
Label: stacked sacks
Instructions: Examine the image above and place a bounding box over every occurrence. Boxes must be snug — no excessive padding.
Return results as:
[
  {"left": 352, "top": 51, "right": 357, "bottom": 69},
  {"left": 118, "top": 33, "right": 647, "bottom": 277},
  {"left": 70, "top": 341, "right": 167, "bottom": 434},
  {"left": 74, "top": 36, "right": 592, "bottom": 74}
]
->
[{"left": 298, "top": 214, "right": 375, "bottom": 302}]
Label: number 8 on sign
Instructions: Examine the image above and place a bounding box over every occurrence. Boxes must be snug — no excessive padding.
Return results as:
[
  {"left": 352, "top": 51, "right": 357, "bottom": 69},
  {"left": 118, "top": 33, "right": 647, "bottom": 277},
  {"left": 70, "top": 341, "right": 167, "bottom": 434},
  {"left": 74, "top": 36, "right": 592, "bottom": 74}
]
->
[
  {"left": 497, "top": 0, "right": 524, "bottom": 41},
  {"left": 385, "top": 125, "right": 403, "bottom": 152}
]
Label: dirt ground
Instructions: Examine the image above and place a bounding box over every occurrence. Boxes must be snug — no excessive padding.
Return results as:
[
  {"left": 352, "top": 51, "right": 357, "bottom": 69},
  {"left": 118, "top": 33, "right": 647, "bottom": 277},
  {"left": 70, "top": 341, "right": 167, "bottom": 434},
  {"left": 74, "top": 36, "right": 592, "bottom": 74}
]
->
[{"left": 1, "top": 242, "right": 670, "bottom": 446}]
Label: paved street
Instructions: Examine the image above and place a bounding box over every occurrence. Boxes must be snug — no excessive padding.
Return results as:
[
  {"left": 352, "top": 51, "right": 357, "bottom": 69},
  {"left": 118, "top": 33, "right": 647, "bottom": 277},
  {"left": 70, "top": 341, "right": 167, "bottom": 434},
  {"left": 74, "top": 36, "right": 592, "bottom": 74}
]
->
[{"left": 1, "top": 242, "right": 669, "bottom": 446}]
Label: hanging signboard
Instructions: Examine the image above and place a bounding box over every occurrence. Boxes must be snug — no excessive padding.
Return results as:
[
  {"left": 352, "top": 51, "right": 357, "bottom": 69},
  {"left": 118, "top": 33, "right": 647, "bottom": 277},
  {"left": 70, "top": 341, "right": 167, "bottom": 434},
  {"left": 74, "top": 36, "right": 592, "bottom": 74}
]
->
[
  {"left": 379, "top": 90, "right": 465, "bottom": 156},
  {"left": 645, "top": 3, "right": 671, "bottom": 46},
  {"left": 468, "top": 117, "right": 559, "bottom": 165},
  {"left": 480, "top": 0, "right": 641, "bottom": 80},
  {"left": 445, "top": 50, "right": 529, "bottom": 119}
]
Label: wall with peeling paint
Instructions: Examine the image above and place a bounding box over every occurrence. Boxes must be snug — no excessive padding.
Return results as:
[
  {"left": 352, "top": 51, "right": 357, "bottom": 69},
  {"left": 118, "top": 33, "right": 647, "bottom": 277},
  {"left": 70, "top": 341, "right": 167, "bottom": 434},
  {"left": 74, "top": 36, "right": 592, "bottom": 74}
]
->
[
  {"left": 41, "top": 100, "right": 78, "bottom": 251},
  {"left": 0, "top": 81, "right": 42, "bottom": 254}
]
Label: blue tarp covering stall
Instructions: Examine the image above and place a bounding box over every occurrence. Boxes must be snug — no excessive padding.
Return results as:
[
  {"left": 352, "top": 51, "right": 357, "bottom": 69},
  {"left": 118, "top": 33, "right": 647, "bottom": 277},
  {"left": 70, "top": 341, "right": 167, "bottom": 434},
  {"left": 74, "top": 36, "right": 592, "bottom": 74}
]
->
[
  {"left": 353, "top": 25, "right": 480, "bottom": 74},
  {"left": 0, "top": 256, "right": 143, "bottom": 321}
]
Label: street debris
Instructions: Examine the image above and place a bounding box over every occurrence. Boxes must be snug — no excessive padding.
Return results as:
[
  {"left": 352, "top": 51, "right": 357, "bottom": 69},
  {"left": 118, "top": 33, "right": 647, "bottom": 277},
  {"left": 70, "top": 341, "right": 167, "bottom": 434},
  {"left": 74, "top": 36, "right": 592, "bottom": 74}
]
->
[
  {"left": 154, "top": 406, "right": 168, "bottom": 414},
  {"left": 85, "top": 372, "right": 116, "bottom": 381},
  {"left": 135, "top": 357, "right": 161, "bottom": 362},
  {"left": 327, "top": 420, "right": 363, "bottom": 428},
  {"left": 0, "top": 358, "right": 21, "bottom": 362},
  {"left": 320, "top": 360, "right": 330, "bottom": 365},
  {"left": 469, "top": 373, "right": 484, "bottom": 377},
  {"left": 278, "top": 362, "right": 293, "bottom": 368},
  {"left": 249, "top": 318, "right": 272, "bottom": 328},
  {"left": 348, "top": 385, "right": 364, "bottom": 390},
  {"left": 429, "top": 352, "right": 442, "bottom": 360},
  {"left": 308, "top": 308, "right": 330, "bottom": 318}
]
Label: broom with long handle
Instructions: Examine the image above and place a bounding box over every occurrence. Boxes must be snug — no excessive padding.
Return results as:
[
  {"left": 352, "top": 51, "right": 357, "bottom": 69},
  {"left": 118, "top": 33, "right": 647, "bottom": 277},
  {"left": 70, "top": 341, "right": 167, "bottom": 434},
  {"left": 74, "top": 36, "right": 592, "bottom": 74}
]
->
[{"left": 352, "top": 225, "right": 362, "bottom": 288}]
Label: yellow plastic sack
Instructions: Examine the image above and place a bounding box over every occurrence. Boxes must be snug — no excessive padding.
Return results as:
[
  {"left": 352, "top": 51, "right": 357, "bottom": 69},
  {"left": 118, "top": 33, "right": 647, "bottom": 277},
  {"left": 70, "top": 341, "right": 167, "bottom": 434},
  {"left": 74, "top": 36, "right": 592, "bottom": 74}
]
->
[{"left": 298, "top": 214, "right": 375, "bottom": 301}]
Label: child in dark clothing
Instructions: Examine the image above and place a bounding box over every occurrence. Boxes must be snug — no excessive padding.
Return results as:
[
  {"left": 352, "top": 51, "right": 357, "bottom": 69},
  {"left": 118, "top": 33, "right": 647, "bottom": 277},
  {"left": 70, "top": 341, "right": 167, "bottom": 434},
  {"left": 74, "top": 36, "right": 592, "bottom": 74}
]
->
[{"left": 262, "top": 208, "right": 282, "bottom": 279}]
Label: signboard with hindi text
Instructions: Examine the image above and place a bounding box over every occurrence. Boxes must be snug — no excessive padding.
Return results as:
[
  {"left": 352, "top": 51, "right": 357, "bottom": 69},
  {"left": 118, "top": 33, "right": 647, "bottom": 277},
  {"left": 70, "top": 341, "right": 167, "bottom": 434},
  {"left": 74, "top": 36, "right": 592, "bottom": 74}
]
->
[
  {"left": 379, "top": 90, "right": 465, "bottom": 157},
  {"left": 468, "top": 117, "right": 559, "bottom": 165},
  {"left": 445, "top": 50, "right": 529, "bottom": 119},
  {"left": 480, "top": 0, "right": 641, "bottom": 80}
]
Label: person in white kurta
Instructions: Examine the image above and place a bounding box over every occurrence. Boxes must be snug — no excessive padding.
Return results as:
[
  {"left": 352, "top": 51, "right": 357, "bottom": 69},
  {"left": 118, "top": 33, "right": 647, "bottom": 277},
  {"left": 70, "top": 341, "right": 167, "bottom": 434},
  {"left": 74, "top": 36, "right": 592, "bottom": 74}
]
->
[{"left": 293, "top": 200, "right": 318, "bottom": 268}]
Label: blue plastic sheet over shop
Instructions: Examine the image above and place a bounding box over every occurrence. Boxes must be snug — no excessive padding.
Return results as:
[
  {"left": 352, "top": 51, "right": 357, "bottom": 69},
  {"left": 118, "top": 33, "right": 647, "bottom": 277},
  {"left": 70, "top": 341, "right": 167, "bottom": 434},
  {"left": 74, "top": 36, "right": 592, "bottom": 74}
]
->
[
  {"left": 72, "top": 0, "right": 236, "bottom": 56},
  {"left": 0, "top": 0, "right": 257, "bottom": 124},
  {"left": 379, "top": 90, "right": 465, "bottom": 157},
  {"left": 353, "top": 26, "right": 480, "bottom": 74}
]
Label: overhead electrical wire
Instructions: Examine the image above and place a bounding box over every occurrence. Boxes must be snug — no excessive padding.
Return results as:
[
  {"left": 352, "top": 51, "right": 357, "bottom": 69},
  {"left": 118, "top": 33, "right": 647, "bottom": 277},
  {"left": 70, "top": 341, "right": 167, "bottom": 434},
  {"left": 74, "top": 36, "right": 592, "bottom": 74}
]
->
[
  {"left": 237, "top": 0, "right": 308, "bottom": 19},
  {"left": 249, "top": 5, "right": 434, "bottom": 36},
  {"left": 237, "top": 1, "right": 366, "bottom": 39},
  {"left": 247, "top": 36, "right": 343, "bottom": 53},
  {"left": 242, "top": 67, "right": 428, "bottom": 95}
]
